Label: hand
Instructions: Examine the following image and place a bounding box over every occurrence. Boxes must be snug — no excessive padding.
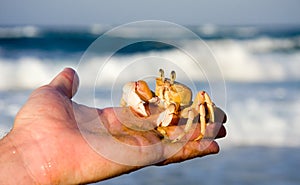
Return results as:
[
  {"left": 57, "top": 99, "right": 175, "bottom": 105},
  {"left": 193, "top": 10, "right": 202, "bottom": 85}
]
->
[{"left": 0, "top": 68, "right": 226, "bottom": 184}]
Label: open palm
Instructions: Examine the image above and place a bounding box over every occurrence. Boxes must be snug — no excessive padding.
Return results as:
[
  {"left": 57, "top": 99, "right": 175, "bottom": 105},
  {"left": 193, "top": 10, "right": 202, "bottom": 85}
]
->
[{"left": 7, "top": 68, "right": 226, "bottom": 184}]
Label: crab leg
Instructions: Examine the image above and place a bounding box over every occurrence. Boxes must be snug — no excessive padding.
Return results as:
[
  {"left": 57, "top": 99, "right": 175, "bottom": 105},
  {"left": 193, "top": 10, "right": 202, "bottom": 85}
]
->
[
  {"left": 193, "top": 91, "right": 215, "bottom": 140},
  {"left": 171, "top": 91, "right": 215, "bottom": 142},
  {"left": 157, "top": 104, "right": 174, "bottom": 127},
  {"left": 203, "top": 92, "right": 215, "bottom": 123},
  {"left": 193, "top": 103, "right": 207, "bottom": 141},
  {"left": 171, "top": 107, "right": 195, "bottom": 143}
]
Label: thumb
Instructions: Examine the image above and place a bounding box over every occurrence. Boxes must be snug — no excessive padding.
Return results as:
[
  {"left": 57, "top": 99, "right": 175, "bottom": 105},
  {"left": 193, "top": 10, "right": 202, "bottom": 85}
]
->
[{"left": 49, "top": 68, "right": 79, "bottom": 99}]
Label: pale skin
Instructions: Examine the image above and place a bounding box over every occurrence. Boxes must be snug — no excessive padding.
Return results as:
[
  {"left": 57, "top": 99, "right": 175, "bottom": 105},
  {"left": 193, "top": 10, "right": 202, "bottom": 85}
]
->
[{"left": 0, "top": 68, "right": 227, "bottom": 184}]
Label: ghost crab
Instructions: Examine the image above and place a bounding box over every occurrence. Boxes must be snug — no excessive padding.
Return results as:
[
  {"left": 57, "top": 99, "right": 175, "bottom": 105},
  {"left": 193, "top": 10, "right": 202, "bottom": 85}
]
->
[{"left": 121, "top": 69, "right": 216, "bottom": 142}]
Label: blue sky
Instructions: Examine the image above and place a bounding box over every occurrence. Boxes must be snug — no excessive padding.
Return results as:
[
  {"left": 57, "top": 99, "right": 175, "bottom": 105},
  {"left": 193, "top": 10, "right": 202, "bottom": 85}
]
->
[{"left": 1, "top": 0, "right": 300, "bottom": 26}]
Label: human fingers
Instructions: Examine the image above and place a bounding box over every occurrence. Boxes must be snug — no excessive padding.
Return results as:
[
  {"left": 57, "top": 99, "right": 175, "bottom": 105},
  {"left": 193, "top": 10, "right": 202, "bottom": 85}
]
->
[
  {"left": 214, "top": 107, "right": 227, "bottom": 123},
  {"left": 215, "top": 125, "right": 226, "bottom": 138},
  {"left": 49, "top": 68, "right": 79, "bottom": 99},
  {"left": 161, "top": 106, "right": 227, "bottom": 141},
  {"left": 157, "top": 139, "right": 219, "bottom": 165},
  {"left": 99, "top": 106, "right": 226, "bottom": 141}
]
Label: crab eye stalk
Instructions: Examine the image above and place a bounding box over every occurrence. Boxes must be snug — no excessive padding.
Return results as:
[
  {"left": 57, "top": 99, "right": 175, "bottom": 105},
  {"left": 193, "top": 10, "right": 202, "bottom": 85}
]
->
[
  {"left": 170, "top": 70, "right": 176, "bottom": 84},
  {"left": 159, "top": 68, "right": 165, "bottom": 81}
]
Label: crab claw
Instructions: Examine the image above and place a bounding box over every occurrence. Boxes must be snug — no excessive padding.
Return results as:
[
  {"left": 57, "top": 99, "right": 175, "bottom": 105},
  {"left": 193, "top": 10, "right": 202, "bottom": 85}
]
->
[
  {"left": 121, "top": 81, "right": 153, "bottom": 117},
  {"left": 135, "top": 80, "right": 153, "bottom": 102},
  {"left": 156, "top": 103, "right": 177, "bottom": 127}
]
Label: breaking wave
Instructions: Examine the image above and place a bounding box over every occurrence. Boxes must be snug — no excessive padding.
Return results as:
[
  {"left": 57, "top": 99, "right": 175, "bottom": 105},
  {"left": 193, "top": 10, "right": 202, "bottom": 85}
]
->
[{"left": 0, "top": 37, "right": 300, "bottom": 90}]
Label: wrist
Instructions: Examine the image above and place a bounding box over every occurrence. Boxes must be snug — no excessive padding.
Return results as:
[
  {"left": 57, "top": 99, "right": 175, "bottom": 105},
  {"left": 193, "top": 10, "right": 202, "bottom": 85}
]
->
[{"left": 0, "top": 134, "right": 36, "bottom": 184}]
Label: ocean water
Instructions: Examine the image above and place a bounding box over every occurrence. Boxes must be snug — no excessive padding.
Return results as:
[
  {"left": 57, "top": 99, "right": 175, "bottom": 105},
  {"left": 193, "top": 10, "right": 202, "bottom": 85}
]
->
[{"left": 0, "top": 24, "right": 300, "bottom": 184}]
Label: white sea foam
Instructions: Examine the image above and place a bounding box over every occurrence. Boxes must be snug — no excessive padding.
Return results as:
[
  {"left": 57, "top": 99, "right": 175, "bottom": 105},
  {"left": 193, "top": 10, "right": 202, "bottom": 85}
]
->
[
  {"left": 0, "top": 26, "right": 40, "bottom": 38},
  {"left": 0, "top": 57, "right": 75, "bottom": 90},
  {"left": 206, "top": 38, "right": 300, "bottom": 82},
  {"left": 220, "top": 97, "right": 300, "bottom": 148}
]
